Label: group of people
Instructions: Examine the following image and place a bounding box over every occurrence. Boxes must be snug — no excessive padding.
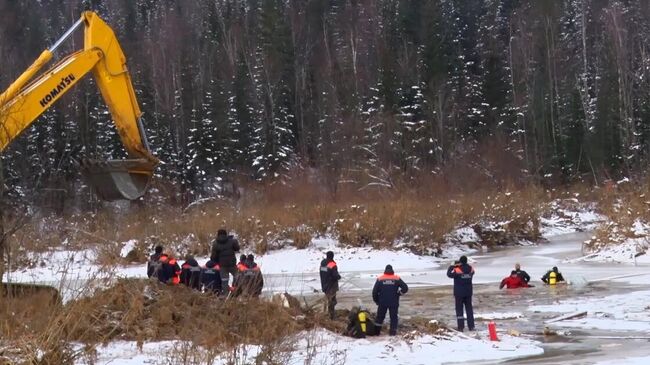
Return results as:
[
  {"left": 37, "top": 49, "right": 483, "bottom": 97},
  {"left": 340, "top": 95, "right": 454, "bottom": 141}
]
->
[
  {"left": 148, "top": 228, "right": 567, "bottom": 337},
  {"left": 330, "top": 254, "right": 569, "bottom": 338},
  {"left": 321, "top": 251, "right": 410, "bottom": 337},
  {"left": 499, "top": 264, "right": 565, "bottom": 289},
  {"left": 449, "top": 259, "right": 567, "bottom": 333},
  {"left": 146, "top": 229, "right": 263, "bottom": 298}
]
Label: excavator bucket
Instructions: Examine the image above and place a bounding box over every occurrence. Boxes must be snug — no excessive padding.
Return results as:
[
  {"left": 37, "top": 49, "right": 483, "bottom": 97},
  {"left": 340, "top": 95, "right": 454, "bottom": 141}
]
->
[{"left": 80, "top": 158, "right": 155, "bottom": 201}]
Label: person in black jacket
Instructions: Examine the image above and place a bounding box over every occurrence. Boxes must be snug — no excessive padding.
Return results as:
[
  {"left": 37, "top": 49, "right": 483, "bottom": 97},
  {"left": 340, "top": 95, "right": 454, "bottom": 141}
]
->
[
  {"left": 541, "top": 266, "right": 565, "bottom": 285},
  {"left": 201, "top": 259, "right": 222, "bottom": 294},
  {"left": 447, "top": 255, "right": 475, "bottom": 331},
  {"left": 514, "top": 263, "right": 531, "bottom": 284},
  {"left": 372, "top": 265, "right": 408, "bottom": 336},
  {"left": 180, "top": 255, "right": 201, "bottom": 290},
  {"left": 319, "top": 251, "right": 341, "bottom": 319},
  {"left": 147, "top": 245, "right": 163, "bottom": 278},
  {"left": 210, "top": 229, "right": 240, "bottom": 294}
]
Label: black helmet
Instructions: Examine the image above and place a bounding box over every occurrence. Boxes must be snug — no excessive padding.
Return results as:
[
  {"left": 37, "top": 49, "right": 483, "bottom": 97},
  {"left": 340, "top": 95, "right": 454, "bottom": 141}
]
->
[
  {"left": 326, "top": 251, "right": 334, "bottom": 260},
  {"left": 459, "top": 255, "right": 468, "bottom": 264}
]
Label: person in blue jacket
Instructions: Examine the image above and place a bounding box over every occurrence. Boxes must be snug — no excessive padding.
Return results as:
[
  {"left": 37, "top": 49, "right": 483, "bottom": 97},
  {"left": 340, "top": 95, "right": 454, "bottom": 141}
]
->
[
  {"left": 447, "top": 255, "right": 475, "bottom": 331},
  {"left": 201, "top": 259, "right": 222, "bottom": 294},
  {"left": 372, "top": 264, "right": 409, "bottom": 336}
]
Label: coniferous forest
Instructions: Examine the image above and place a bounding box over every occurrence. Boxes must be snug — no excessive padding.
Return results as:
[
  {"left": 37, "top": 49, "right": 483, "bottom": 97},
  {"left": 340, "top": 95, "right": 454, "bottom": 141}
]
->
[{"left": 1, "top": 0, "right": 650, "bottom": 207}]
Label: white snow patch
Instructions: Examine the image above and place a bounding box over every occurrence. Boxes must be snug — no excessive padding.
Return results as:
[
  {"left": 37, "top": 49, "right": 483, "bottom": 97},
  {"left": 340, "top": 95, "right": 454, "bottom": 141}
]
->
[
  {"left": 446, "top": 226, "right": 480, "bottom": 244},
  {"left": 540, "top": 201, "right": 605, "bottom": 238},
  {"left": 257, "top": 237, "right": 439, "bottom": 275},
  {"left": 529, "top": 290, "right": 650, "bottom": 331},
  {"left": 569, "top": 237, "right": 650, "bottom": 264},
  {"left": 75, "top": 329, "right": 543, "bottom": 365},
  {"left": 4, "top": 248, "right": 100, "bottom": 284},
  {"left": 475, "top": 312, "right": 524, "bottom": 320},
  {"left": 120, "top": 239, "right": 139, "bottom": 258},
  {"left": 596, "top": 355, "right": 650, "bottom": 365},
  {"left": 75, "top": 341, "right": 176, "bottom": 365}
]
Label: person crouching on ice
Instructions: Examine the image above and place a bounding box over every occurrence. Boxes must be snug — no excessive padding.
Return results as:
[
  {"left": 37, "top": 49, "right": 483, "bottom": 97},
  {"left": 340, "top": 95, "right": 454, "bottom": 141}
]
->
[{"left": 372, "top": 265, "right": 408, "bottom": 336}]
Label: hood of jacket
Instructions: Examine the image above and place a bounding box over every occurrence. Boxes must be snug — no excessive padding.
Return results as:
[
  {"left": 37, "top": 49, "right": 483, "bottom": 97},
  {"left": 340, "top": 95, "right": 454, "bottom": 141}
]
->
[{"left": 216, "top": 234, "right": 230, "bottom": 244}]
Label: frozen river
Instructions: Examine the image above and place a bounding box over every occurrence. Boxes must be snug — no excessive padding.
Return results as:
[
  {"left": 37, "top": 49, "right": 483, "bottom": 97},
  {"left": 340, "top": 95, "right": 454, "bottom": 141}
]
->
[{"left": 321, "top": 232, "right": 650, "bottom": 365}]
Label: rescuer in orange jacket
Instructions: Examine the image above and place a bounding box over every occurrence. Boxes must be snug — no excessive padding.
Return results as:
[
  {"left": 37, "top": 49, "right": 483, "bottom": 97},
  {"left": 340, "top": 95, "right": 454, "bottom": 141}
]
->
[
  {"left": 180, "top": 255, "right": 201, "bottom": 290},
  {"left": 320, "top": 251, "right": 341, "bottom": 319},
  {"left": 156, "top": 253, "right": 181, "bottom": 285},
  {"left": 237, "top": 254, "right": 249, "bottom": 272},
  {"left": 201, "top": 259, "right": 222, "bottom": 294},
  {"left": 447, "top": 255, "right": 475, "bottom": 331},
  {"left": 372, "top": 265, "right": 409, "bottom": 336}
]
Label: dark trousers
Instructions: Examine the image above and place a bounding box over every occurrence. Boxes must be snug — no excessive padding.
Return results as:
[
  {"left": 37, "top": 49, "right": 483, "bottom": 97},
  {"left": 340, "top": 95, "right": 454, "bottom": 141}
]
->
[
  {"left": 220, "top": 265, "right": 238, "bottom": 293},
  {"left": 455, "top": 295, "right": 475, "bottom": 331},
  {"left": 324, "top": 288, "right": 338, "bottom": 319},
  {"left": 376, "top": 304, "right": 399, "bottom": 335}
]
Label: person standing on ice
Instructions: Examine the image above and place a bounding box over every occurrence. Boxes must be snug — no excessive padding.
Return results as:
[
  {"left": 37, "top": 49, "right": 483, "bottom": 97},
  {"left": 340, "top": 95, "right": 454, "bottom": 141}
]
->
[
  {"left": 320, "top": 251, "right": 341, "bottom": 319},
  {"left": 447, "top": 255, "right": 475, "bottom": 331},
  {"left": 514, "top": 263, "right": 530, "bottom": 284},
  {"left": 372, "top": 264, "right": 408, "bottom": 336},
  {"left": 210, "top": 229, "right": 241, "bottom": 295}
]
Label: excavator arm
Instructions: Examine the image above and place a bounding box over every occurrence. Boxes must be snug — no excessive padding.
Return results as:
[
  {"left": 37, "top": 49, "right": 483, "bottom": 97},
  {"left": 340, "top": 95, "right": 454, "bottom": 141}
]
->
[{"left": 0, "top": 11, "right": 159, "bottom": 200}]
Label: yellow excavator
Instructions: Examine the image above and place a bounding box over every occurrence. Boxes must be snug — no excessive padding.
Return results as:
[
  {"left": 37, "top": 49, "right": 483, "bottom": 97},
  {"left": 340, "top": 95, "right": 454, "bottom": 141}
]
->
[{"left": 0, "top": 11, "right": 159, "bottom": 201}]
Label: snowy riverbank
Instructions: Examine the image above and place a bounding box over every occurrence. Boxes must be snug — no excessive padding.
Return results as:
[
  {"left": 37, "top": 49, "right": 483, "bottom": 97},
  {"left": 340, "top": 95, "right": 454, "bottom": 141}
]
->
[{"left": 74, "top": 329, "right": 543, "bottom": 365}]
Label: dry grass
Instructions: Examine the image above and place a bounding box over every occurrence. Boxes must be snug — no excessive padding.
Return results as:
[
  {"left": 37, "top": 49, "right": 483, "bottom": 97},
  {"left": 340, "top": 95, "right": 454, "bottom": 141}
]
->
[
  {"left": 0, "top": 278, "right": 308, "bottom": 364},
  {"left": 0, "top": 277, "right": 391, "bottom": 365},
  {"left": 66, "top": 280, "right": 301, "bottom": 345},
  {"left": 5, "top": 182, "right": 551, "bottom": 266},
  {"left": 582, "top": 178, "right": 650, "bottom": 251}
]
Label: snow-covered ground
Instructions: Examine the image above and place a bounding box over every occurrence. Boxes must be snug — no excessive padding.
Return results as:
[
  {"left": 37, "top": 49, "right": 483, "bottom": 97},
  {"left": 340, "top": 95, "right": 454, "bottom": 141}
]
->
[
  {"left": 540, "top": 200, "right": 605, "bottom": 238},
  {"left": 529, "top": 290, "right": 650, "bottom": 332},
  {"left": 568, "top": 220, "right": 650, "bottom": 265},
  {"left": 2, "top": 236, "right": 444, "bottom": 298},
  {"left": 595, "top": 356, "right": 650, "bottom": 365},
  {"left": 474, "top": 312, "right": 524, "bottom": 320},
  {"left": 75, "top": 329, "right": 543, "bottom": 365}
]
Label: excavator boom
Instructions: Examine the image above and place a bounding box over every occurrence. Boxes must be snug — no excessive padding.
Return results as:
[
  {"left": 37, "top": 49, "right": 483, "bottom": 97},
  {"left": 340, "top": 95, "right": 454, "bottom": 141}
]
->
[{"left": 0, "top": 11, "right": 159, "bottom": 200}]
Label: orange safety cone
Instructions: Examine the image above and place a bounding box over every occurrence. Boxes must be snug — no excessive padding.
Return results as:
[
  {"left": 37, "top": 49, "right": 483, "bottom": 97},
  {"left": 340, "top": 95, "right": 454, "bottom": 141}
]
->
[{"left": 488, "top": 321, "right": 499, "bottom": 341}]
